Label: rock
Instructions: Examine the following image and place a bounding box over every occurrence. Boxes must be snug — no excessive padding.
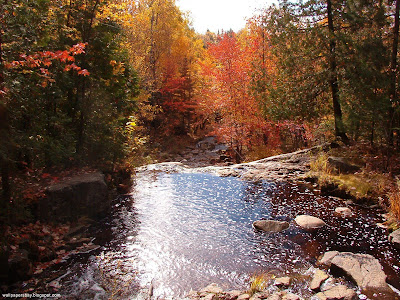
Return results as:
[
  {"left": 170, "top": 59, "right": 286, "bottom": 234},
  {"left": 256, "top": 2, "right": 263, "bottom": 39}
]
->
[
  {"left": 319, "top": 251, "right": 339, "bottom": 265},
  {"left": 67, "top": 237, "right": 92, "bottom": 248},
  {"left": 237, "top": 294, "right": 250, "bottom": 300},
  {"left": 253, "top": 220, "right": 290, "bottom": 233},
  {"left": 226, "top": 290, "right": 244, "bottom": 299},
  {"left": 275, "top": 276, "right": 291, "bottom": 287},
  {"left": 327, "top": 157, "right": 361, "bottom": 174},
  {"left": 320, "top": 278, "right": 337, "bottom": 292},
  {"left": 200, "top": 283, "right": 223, "bottom": 294},
  {"left": 202, "top": 294, "right": 217, "bottom": 300},
  {"left": 64, "top": 217, "right": 93, "bottom": 238},
  {"left": 314, "top": 285, "right": 356, "bottom": 300},
  {"left": 295, "top": 215, "right": 326, "bottom": 230},
  {"left": 250, "top": 294, "right": 262, "bottom": 300},
  {"left": 186, "top": 290, "right": 201, "bottom": 299},
  {"left": 334, "top": 207, "right": 352, "bottom": 217},
  {"left": 0, "top": 248, "right": 9, "bottom": 283},
  {"left": 40, "top": 172, "right": 109, "bottom": 222},
  {"left": 8, "top": 249, "right": 33, "bottom": 282},
  {"left": 310, "top": 269, "right": 329, "bottom": 291},
  {"left": 197, "top": 136, "right": 217, "bottom": 150},
  {"left": 267, "top": 293, "right": 281, "bottom": 300},
  {"left": 283, "top": 293, "right": 302, "bottom": 300},
  {"left": 319, "top": 251, "right": 393, "bottom": 295},
  {"left": 250, "top": 292, "right": 270, "bottom": 300},
  {"left": 267, "top": 291, "right": 302, "bottom": 300},
  {"left": 389, "top": 229, "right": 400, "bottom": 249}
]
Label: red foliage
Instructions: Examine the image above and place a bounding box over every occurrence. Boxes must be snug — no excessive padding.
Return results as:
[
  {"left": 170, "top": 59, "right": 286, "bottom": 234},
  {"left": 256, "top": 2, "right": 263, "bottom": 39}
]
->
[
  {"left": 199, "top": 33, "right": 278, "bottom": 159},
  {"left": 4, "top": 43, "right": 90, "bottom": 85},
  {"left": 157, "top": 61, "right": 197, "bottom": 134}
]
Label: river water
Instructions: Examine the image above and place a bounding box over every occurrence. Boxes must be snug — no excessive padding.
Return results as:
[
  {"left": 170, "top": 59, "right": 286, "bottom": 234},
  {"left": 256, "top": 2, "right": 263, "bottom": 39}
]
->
[{"left": 54, "top": 168, "right": 400, "bottom": 299}]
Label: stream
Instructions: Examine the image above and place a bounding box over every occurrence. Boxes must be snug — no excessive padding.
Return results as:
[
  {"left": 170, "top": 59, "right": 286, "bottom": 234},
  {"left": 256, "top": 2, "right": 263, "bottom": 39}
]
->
[{"left": 49, "top": 166, "right": 399, "bottom": 299}]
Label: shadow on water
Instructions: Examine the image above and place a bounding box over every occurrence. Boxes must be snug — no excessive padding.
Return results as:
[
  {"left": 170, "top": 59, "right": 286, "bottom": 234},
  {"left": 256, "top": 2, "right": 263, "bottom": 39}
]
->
[{"left": 52, "top": 171, "right": 399, "bottom": 299}]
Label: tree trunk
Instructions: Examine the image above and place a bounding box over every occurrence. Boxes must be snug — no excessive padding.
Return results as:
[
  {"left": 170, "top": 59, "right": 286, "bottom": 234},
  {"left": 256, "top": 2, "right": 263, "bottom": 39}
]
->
[
  {"left": 0, "top": 0, "right": 11, "bottom": 203},
  {"left": 76, "top": 79, "right": 86, "bottom": 157},
  {"left": 327, "top": 0, "right": 349, "bottom": 143},
  {"left": 389, "top": 0, "right": 400, "bottom": 145}
]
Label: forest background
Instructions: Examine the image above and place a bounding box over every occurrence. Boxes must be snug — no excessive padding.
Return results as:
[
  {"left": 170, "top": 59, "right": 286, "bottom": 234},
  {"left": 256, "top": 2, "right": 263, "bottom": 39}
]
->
[{"left": 1, "top": 0, "right": 400, "bottom": 224}]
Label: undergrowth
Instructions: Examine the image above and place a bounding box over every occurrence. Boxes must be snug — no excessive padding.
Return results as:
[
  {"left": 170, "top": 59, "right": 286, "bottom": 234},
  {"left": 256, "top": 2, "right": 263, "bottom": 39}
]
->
[{"left": 309, "top": 151, "right": 393, "bottom": 203}]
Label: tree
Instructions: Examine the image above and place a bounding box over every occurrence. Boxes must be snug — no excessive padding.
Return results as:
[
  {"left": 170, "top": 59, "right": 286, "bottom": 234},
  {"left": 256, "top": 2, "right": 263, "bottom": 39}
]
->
[
  {"left": 327, "top": 0, "right": 348, "bottom": 142},
  {"left": 389, "top": 0, "right": 400, "bottom": 144},
  {"left": 199, "top": 32, "right": 276, "bottom": 162},
  {"left": 259, "top": 0, "right": 398, "bottom": 146},
  {"left": 126, "top": 0, "right": 203, "bottom": 135},
  {"left": 0, "top": 0, "right": 139, "bottom": 212}
]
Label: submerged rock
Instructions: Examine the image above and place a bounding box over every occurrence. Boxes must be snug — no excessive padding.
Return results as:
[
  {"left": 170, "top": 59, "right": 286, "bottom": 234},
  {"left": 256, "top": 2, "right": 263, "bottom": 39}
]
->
[
  {"left": 295, "top": 215, "right": 326, "bottom": 230},
  {"left": 253, "top": 220, "right": 290, "bottom": 232},
  {"left": 319, "top": 251, "right": 393, "bottom": 295},
  {"left": 334, "top": 207, "right": 352, "bottom": 217},
  {"left": 389, "top": 229, "right": 400, "bottom": 249},
  {"left": 314, "top": 285, "right": 356, "bottom": 300}
]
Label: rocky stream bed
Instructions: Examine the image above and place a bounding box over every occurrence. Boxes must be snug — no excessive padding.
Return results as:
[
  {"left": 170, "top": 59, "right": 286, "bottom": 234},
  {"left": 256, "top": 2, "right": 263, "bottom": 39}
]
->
[{"left": 5, "top": 137, "right": 400, "bottom": 299}]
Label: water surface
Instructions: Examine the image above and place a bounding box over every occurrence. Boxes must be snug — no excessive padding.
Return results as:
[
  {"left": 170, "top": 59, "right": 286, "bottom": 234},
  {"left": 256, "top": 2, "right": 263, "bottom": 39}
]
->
[{"left": 55, "top": 170, "right": 400, "bottom": 299}]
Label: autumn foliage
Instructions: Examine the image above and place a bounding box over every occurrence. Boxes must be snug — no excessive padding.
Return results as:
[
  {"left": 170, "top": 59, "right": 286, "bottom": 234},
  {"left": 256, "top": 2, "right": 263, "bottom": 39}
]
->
[{"left": 198, "top": 32, "right": 279, "bottom": 161}]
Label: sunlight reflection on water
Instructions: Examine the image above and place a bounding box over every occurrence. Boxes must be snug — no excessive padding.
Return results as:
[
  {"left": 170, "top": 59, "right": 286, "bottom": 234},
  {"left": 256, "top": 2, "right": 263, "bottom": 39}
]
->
[
  {"left": 128, "top": 172, "right": 302, "bottom": 298},
  {"left": 57, "top": 170, "right": 400, "bottom": 299}
]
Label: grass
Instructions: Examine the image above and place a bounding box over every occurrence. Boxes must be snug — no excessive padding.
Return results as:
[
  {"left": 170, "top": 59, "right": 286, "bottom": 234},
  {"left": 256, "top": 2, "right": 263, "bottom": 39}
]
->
[
  {"left": 309, "top": 152, "right": 333, "bottom": 184},
  {"left": 248, "top": 272, "right": 273, "bottom": 296}
]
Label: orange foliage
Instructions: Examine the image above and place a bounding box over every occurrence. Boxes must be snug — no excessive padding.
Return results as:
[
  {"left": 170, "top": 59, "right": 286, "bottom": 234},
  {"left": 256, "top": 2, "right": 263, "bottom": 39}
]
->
[{"left": 198, "top": 32, "right": 279, "bottom": 161}]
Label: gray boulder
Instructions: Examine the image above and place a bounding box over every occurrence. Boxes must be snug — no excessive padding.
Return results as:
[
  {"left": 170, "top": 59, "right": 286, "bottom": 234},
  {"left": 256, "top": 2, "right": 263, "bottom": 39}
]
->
[
  {"left": 295, "top": 215, "right": 326, "bottom": 230},
  {"left": 389, "top": 229, "right": 400, "bottom": 249},
  {"left": 319, "top": 251, "right": 393, "bottom": 295},
  {"left": 39, "top": 172, "right": 109, "bottom": 222},
  {"left": 253, "top": 220, "right": 289, "bottom": 232}
]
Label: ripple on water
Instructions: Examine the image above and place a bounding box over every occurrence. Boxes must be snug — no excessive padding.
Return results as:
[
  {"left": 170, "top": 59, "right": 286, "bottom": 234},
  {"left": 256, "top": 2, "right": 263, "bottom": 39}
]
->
[{"left": 57, "top": 171, "right": 400, "bottom": 299}]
